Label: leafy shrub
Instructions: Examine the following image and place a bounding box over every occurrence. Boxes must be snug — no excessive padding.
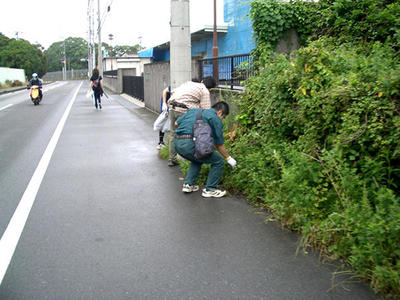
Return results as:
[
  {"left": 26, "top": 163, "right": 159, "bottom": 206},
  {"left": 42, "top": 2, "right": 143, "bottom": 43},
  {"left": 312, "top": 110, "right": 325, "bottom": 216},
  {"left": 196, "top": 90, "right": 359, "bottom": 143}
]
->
[
  {"left": 224, "top": 38, "right": 400, "bottom": 296},
  {"left": 11, "top": 80, "right": 25, "bottom": 87},
  {"left": 250, "top": 0, "right": 400, "bottom": 53}
]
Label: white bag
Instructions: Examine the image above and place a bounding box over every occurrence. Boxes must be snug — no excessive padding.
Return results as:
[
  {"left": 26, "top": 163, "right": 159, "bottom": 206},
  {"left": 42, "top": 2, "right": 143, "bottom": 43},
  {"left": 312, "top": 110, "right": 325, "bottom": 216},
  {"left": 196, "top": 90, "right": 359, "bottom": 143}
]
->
[
  {"left": 161, "top": 117, "right": 171, "bottom": 132},
  {"left": 153, "top": 111, "right": 168, "bottom": 131},
  {"left": 86, "top": 90, "right": 93, "bottom": 99}
]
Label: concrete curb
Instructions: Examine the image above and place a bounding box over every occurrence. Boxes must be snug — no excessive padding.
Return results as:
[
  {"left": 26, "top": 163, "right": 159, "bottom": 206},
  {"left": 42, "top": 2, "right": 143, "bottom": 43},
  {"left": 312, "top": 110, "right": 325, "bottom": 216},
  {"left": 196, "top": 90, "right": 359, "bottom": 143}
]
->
[
  {"left": 0, "top": 86, "right": 27, "bottom": 95},
  {"left": 120, "top": 93, "right": 145, "bottom": 108},
  {"left": 0, "top": 82, "right": 54, "bottom": 95}
]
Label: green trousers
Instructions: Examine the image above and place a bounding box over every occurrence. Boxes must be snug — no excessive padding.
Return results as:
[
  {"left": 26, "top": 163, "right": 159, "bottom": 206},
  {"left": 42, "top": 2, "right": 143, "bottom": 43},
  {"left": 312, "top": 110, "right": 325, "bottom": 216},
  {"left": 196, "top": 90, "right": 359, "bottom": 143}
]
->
[
  {"left": 168, "top": 110, "right": 184, "bottom": 160},
  {"left": 174, "top": 139, "right": 224, "bottom": 191}
]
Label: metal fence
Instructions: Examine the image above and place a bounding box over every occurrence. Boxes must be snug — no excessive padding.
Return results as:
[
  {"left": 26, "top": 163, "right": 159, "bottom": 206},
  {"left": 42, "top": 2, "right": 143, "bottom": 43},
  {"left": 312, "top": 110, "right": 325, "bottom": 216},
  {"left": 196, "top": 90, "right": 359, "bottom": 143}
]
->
[
  {"left": 104, "top": 70, "right": 118, "bottom": 77},
  {"left": 198, "top": 54, "right": 253, "bottom": 90},
  {"left": 42, "top": 69, "right": 88, "bottom": 81},
  {"left": 123, "top": 76, "right": 144, "bottom": 100}
]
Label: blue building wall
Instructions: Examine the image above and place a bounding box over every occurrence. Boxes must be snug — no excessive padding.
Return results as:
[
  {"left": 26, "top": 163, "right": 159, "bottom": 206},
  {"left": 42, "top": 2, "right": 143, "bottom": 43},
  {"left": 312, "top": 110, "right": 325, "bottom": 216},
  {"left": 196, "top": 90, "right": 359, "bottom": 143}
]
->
[
  {"left": 139, "top": 0, "right": 254, "bottom": 60},
  {"left": 220, "top": 0, "right": 255, "bottom": 56},
  {"left": 191, "top": 0, "right": 254, "bottom": 58}
]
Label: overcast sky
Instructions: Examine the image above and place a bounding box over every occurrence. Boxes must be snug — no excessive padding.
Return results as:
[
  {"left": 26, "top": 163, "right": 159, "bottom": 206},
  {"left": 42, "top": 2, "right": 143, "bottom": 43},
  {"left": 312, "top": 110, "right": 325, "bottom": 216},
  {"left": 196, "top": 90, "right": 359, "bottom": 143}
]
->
[{"left": 0, "top": 0, "right": 225, "bottom": 50}]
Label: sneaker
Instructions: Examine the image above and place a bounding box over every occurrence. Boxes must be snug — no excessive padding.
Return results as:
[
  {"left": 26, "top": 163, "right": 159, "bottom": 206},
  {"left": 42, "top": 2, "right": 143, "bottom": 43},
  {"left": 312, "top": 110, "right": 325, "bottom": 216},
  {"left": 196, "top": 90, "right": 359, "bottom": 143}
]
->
[
  {"left": 99, "top": 103, "right": 102, "bottom": 109},
  {"left": 156, "top": 142, "right": 166, "bottom": 150},
  {"left": 168, "top": 158, "right": 178, "bottom": 167},
  {"left": 182, "top": 184, "right": 200, "bottom": 193},
  {"left": 201, "top": 188, "right": 227, "bottom": 198}
]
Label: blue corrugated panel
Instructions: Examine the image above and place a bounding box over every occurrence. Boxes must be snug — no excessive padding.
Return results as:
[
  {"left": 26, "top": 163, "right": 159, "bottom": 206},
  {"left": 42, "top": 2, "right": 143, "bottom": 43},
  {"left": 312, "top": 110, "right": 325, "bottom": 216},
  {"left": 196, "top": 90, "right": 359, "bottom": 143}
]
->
[
  {"left": 219, "top": 0, "right": 255, "bottom": 57},
  {"left": 138, "top": 48, "right": 154, "bottom": 58}
]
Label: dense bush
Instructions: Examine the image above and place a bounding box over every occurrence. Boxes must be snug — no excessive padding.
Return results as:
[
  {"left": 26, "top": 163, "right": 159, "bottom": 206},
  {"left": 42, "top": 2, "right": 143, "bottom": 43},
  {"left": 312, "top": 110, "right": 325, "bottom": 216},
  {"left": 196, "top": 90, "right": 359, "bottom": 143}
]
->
[
  {"left": 173, "top": 1, "right": 400, "bottom": 296},
  {"left": 222, "top": 38, "right": 400, "bottom": 296},
  {"left": 0, "top": 80, "right": 26, "bottom": 89},
  {"left": 250, "top": 0, "right": 400, "bottom": 51},
  {"left": 218, "top": 1, "right": 400, "bottom": 296}
]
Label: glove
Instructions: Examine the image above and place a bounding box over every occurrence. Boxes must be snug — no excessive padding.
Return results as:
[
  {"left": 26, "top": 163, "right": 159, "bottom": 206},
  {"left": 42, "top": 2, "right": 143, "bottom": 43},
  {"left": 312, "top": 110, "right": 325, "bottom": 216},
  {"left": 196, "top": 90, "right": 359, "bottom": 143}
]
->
[{"left": 227, "top": 156, "right": 237, "bottom": 168}]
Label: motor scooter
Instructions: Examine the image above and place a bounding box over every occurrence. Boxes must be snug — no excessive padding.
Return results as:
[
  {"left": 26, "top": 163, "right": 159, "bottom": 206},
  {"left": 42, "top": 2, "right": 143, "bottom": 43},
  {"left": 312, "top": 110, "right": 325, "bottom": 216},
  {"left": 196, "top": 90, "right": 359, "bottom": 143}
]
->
[{"left": 28, "top": 85, "right": 42, "bottom": 105}]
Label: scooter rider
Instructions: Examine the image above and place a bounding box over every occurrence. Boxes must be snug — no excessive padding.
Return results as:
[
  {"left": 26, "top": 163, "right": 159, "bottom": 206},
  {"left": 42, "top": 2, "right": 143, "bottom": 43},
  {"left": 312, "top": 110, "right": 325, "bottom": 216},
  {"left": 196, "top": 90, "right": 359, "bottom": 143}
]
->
[{"left": 27, "top": 73, "right": 43, "bottom": 99}]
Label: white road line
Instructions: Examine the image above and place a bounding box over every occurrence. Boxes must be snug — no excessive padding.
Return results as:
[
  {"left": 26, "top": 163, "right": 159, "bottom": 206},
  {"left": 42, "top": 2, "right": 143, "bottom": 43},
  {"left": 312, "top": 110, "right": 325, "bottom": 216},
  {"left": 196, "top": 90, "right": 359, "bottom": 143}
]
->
[
  {"left": 0, "top": 104, "right": 13, "bottom": 112},
  {"left": 0, "top": 82, "right": 83, "bottom": 285}
]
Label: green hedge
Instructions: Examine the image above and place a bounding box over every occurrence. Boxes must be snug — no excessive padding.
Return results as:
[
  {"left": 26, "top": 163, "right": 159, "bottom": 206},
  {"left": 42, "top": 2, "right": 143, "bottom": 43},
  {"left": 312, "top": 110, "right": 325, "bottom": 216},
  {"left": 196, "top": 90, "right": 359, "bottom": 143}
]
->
[
  {"left": 222, "top": 38, "right": 400, "bottom": 297},
  {"left": 176, "top": 1, "right": 400, "bottom": 296}
]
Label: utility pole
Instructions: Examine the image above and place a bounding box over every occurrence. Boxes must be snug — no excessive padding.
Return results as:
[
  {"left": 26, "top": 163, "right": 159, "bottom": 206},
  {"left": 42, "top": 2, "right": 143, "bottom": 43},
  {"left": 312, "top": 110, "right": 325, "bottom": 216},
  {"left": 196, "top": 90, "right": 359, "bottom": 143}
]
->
[
  {"left": 63, "top": 41, "right": 67, "bottom": 80},
  {"left": 212, "top": 0, "right": 219, "bottom": 82},
  {"left": 97, "top": 0, "right": 103, "bottom": 76},
  {"left": 87, "top": 0, "right": 95, "bottom": 77},
  {"left": 170, "top": 0, "right": 191, "bottom": 89},
  {"left": 109, "top": 33, "right": 114, "bottom": 71}
]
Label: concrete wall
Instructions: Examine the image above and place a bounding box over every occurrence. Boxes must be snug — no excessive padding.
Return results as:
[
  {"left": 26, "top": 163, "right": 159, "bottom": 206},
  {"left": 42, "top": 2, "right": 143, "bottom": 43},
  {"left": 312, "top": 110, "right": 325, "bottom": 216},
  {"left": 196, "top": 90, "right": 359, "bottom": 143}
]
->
[
  {"left": 116, "top": 57, "right": 151, "bottom": 76},
  {"left": 103, "top": 73, "right": 120, "bottom": 93},
  {"left": 0, "top": 67, "right": 26, "bottom": 84},
  {"left": 103, "top": 68, "right": 142, "bottom": 94},
  {"left": 144, "top": 62, "right": 170, "bottom": 113},
  {"left": 143, "top": 59, "right": 201, "bottom": 113},
  {"left": 276, "top": 29, "right": 300, "bottom": 54},
  {"left": 121, "top": 69, "right": 137, "bottom": 76},
  {"left": 103, "top": 58, "right": 118, "bottom": 72}
]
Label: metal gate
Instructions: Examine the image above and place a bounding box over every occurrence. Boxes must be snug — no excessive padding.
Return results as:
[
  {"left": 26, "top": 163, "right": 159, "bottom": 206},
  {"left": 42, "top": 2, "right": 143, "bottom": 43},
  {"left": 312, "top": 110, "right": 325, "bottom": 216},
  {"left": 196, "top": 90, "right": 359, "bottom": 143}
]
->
[{"left": 123, "top": 76, "right": 144, "bottom": 100}]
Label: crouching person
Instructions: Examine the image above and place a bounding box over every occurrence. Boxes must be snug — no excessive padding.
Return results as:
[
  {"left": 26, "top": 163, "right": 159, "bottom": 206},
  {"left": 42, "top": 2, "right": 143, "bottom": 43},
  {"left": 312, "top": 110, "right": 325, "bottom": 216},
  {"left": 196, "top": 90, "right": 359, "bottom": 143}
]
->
[{"left": 174, "top": 101, "right": 237, "bottom": 198}]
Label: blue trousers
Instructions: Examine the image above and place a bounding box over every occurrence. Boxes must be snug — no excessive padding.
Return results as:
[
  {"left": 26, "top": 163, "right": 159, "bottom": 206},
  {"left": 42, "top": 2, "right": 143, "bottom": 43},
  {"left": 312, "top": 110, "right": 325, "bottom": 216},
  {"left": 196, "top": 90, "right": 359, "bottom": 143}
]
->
[{"left": 174, "top": 139, "right": 224, "bottom": 190}]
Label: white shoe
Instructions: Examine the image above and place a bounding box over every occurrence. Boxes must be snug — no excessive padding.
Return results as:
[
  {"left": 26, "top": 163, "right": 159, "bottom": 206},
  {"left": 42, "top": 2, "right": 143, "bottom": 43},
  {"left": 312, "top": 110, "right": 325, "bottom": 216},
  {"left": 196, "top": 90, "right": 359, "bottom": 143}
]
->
[
  {"left": 201, "top": 188, "right": 226, "bottom": 198},
  {"left": 156, "top": 142, "right": 165, "bottom": 150},
  {"left": 182, "top": 184, "right": 200, "bottom": 193}
]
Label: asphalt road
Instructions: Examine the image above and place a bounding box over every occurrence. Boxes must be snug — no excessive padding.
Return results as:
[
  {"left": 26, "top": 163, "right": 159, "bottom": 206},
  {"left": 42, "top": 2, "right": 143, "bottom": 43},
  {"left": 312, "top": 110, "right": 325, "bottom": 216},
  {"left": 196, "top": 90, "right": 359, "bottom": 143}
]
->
[{"left": 0, "top": 81, "right": 379, "bottom": 299}]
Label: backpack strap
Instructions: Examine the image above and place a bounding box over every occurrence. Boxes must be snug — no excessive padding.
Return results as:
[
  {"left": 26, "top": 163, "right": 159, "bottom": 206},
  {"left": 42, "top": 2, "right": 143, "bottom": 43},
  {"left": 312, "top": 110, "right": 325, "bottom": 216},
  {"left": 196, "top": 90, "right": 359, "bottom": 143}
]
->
[{"left": 196, "top": 109, "right": 203, "bottom": 121}]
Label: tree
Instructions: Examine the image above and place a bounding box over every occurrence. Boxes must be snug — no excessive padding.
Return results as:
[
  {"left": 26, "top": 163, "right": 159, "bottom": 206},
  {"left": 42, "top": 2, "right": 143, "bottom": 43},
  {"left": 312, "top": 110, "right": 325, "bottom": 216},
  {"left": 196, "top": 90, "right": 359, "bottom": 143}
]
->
[
  {"left": 45, "top": 37, "right": 144, "bottom": 72},
  {"left": 112, "top": 44, "right": 142, "bottom": 57},
  {"left": 45, "top": 37, "right": 88, "bottom": 72},
  {"left": 0, "top": 38, "right": 46, "bottom": 78},
  {"left": 0, "top": 33, "right": 10, "bottom": 50}
]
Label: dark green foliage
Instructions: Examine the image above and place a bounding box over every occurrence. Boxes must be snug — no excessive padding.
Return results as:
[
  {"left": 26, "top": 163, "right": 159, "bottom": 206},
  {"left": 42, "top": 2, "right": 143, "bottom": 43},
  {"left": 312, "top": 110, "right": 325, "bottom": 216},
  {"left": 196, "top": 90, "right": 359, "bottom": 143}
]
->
[
  {"left": 223, "top": 1, "right": 400, "bottom": 295},
  {"left": 45, "top": 37, "right": 88, "bottom": 72},
  {"left": 316, "top": 0, "right": 400, "bottom": 46},
  {"left": 250, "top": 0, "right": 400, "bottom": 52},
  {"left": 0, "top": 38, "right": 47, "bottom": 77},
  {"left": 231, "top": 1, "right": 400, "bottom": 296},
  {"left": 0, "top": 33, "right": 10, "bottom": 49},
  {"left": 111, "top": 45, "right": 142, "bottom": 57},
  {"left": 224, "top": 38, "right": 400, "bottom": 296},
  {"left": 45, "top": 38, "right": 143, "bottom": 72}
]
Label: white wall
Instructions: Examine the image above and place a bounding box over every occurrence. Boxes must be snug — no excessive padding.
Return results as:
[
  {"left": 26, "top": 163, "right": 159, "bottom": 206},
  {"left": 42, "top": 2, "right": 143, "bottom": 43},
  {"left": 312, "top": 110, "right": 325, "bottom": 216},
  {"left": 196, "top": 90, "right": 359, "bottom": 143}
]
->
[{"left": 0, "top": 67, "right": 26, "bottom": 84}]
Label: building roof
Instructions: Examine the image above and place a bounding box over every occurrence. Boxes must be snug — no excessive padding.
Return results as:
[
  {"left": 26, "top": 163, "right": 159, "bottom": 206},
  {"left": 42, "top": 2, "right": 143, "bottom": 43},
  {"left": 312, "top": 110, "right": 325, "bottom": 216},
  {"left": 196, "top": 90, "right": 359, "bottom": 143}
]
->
[{"left": 139, "top": 25, "right": 228, "bottom": 58}]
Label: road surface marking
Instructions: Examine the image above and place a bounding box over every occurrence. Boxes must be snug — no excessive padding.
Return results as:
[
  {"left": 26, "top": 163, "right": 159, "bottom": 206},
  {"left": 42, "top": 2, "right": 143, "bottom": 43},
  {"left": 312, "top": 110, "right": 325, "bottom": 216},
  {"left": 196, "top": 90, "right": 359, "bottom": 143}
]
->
[
  {"left": 0, "top": 82, "right": 83, "bottom": 285},
  {"left": 0, "top": 104, "right": 13, "bottom": 112}
]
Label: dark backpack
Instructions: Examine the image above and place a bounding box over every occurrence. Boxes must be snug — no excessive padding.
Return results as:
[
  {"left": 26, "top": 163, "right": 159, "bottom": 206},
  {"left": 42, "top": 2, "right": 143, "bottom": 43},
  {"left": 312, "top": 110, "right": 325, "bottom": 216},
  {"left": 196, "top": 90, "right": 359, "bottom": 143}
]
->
[{"left": 193, "top": 109, "right": 214, "bottom": 159}]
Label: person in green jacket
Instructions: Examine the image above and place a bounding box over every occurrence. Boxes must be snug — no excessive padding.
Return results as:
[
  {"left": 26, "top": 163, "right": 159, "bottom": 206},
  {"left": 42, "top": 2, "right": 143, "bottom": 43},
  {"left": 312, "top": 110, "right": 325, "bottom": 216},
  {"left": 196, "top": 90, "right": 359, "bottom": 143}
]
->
[{"left": 174, "top": 101, "right": 237, "bottom": 198}]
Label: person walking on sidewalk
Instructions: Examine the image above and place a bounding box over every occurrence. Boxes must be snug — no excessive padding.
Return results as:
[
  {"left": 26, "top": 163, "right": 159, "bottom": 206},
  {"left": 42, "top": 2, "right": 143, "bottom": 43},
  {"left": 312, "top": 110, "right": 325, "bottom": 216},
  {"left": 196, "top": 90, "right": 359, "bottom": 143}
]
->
[
  {"left": 89, "top": 68, "right": 104, "bottom": 110},
  {"left": 167, "top": 76, "right": 217, "bottom": 166},
  {"left": 173, "top": 101, "right": 237, "bottom": 198},
  {"left": 157, "top": 85, "right": 171, "bottom": 149}
]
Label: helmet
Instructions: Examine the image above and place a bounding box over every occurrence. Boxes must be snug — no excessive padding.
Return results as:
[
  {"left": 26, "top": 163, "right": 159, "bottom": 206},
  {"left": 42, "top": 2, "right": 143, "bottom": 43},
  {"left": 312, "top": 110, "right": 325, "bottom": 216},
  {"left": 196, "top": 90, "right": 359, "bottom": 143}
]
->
[{"left": 32, "top": 73, "right": 38, "bottom": 78}]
